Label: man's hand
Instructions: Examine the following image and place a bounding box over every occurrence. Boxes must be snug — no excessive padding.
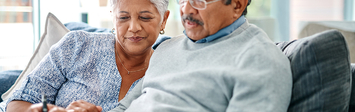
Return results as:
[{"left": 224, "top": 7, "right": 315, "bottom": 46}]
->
[{"left": 65, "top": 100, "right": 102, "bottom": 112}]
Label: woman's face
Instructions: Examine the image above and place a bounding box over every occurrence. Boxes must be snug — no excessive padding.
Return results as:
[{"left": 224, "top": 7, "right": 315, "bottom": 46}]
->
[{"left": 112, "top": 0, "right": 168, "bottom": 55}]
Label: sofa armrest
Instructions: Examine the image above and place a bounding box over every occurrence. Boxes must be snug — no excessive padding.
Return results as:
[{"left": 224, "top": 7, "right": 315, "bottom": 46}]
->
[{"left": 0, "top": 70, "right": 22, "bottom": 102}]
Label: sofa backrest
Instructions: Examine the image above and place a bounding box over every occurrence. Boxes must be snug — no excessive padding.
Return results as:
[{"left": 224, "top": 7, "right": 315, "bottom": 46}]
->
[
  {"left": 276, "top": 30, "right": 351, "bottom": 112},
  {"left": 299, "top": 21, "right": 355, "bottom": 63}
]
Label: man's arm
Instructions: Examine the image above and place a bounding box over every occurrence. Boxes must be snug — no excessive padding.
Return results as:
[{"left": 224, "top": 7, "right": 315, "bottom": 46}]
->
[{"left": 225, "top": 43, "right": 292, "bottom": 112}]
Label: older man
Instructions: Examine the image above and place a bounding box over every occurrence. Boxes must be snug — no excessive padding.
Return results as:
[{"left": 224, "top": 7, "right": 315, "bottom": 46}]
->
[{"left": 111, "top": 0, "right": 292, "bottom": 111}]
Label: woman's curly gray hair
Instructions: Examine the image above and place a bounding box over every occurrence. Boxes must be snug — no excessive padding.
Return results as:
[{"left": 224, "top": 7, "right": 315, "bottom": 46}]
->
[{"left": 109, "top": 0, "right": 169, "bottom": 17}]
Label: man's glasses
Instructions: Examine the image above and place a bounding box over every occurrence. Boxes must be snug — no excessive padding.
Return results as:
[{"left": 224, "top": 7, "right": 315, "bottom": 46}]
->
[{"left": 176, "top": 0, "right": 220, "bottom": 10}]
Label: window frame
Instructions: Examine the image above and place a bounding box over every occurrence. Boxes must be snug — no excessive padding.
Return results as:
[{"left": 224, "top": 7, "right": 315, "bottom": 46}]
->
[
  {"left": 32, "top": 0, "right": 41, "bottom": 50},
  {"left": 344, "top": 0, "right": 354, "bottom": 21}
]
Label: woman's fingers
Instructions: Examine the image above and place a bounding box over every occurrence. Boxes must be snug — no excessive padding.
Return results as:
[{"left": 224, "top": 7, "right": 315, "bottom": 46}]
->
[
  {"left": 26, "top": 103, "right": 42, "bottom": 112},
  {"left": 26, "top": 100, "right": 101, "bottom": 112},
  {"left": 48, "top": 106, "right": 67, "bottom": 112},
  {"left": 26, "top": 103, "right": 59, "bottom": 112},
  {"left": 96, "top": 106, "right": 103, "bottom": 112}
]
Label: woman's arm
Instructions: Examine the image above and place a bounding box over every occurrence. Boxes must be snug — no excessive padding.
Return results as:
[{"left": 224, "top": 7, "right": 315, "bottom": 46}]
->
[
  {"left": 5, "top": 32, "right": 80, "bottom": 111},
  {"left": 7, "top": 100, "right": 102, "bottom": 112},
  {"left": 7, "top": 101, "right": 33, "bottom": 112},
  {"left": 7, "top": 100, "right": 62, "bottom": 112}
]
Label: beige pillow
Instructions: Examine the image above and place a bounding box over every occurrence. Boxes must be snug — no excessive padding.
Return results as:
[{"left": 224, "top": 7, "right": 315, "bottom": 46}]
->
[{"left": 1, "top": 12, "right": 69, "bottom": 101}]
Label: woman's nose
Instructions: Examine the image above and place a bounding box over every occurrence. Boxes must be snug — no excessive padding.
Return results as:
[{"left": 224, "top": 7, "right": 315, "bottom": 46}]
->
[{"left": 128, "top": 19, "right": 142, "bottom": 33}]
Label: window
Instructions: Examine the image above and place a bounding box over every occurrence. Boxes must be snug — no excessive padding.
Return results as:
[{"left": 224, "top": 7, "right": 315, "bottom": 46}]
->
[
  {"left": 247, "top": 0, "right": 351, "bottom": 41},
  {"left": 290, "top": 0, "right": 345, "bottom": 40},
  {"left": 0, "top": 0, "right": 33, "bottom": 71},
  {"left": 0, "top": 0, "right": 354, "bottom": 72}
]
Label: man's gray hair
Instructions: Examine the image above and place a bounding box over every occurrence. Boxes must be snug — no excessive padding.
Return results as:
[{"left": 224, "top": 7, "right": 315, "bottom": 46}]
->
[{"left": 109, "top": 0, "right": 169, "bottom": 17}]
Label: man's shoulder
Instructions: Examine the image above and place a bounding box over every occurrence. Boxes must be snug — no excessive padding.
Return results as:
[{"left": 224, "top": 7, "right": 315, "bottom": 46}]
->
[
  {"left": 170, "top": 34, "right": 186, "bottom": 42},
  {"left": 154, "top": 34, "right": 186, "bottom": 47}
]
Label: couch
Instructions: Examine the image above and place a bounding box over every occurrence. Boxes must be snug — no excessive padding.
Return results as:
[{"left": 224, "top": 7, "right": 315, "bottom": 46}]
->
[
  {"left": 277, "top": 30, "right": 351, "bottom": 111},
  {"left": 0, "top": 13, "right": 353, "bottom": 112},
  {"left": 0, "top": 70, "right": 22, "bottom": 102}
]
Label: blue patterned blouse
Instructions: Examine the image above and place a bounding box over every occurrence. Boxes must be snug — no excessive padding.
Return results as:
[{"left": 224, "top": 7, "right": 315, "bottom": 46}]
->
[{"left": 6, "top": 31, "right": 141, "bottom": 112}]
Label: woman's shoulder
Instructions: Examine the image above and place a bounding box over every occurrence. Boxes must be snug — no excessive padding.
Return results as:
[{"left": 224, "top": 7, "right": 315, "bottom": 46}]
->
[
  {"left": 64, "top": 30, "right": 114, "bottom": 41},
  {"left": 59, "top": 31, "right": 115, "bottom": 46},
  {"left": 51, "top": 31, "right": 115, "bottom": 55}
]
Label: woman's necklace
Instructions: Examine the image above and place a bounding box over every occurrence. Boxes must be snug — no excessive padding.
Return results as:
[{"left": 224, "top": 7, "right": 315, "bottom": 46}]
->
[{"left": 116, "top": 52, "right": 148, "bottom": 75}]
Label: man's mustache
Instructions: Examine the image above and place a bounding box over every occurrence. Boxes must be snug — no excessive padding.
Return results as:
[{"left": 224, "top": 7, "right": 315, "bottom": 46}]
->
[{"left": 182, "top": 15, "right": 204, "bottom": 26}]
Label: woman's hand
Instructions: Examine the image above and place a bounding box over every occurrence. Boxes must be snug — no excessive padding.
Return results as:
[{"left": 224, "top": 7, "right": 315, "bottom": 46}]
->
[
  {"left": 25, "top": 103, "right": 64, "bottom": 112},
  {"left": 20, "top": 100, "right": 102, "bottom": 112},
  {"left": 65, "top": 100, "right": 102, "bottom": 112}
]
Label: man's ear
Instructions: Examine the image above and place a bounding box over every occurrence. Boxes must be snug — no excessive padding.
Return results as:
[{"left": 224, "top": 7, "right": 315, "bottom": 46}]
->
[
  {"left": 160, "top": 10, "right": 170, "bottom": 30},
  {"left": 231, "top": 0, "right": 248, "bottom": 19}
]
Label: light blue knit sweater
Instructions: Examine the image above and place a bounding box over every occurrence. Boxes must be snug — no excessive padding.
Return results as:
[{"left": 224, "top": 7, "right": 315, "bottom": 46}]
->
[
  {"left": 113, "top": 21, "right": 293, "bottom": 112},
  {"left": 7, "top": 31, "right": 141, "bottom": 112}
]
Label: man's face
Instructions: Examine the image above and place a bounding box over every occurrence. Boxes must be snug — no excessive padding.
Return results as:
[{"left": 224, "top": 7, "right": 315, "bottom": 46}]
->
[{"left": 179, "top": 0, "right": 235, "bottom": 41}]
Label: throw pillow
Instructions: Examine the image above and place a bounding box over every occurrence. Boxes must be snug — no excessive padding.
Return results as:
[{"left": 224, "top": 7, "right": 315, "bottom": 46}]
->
[{"left": 276, "top": 30, "right": 351, "bottom": 112}]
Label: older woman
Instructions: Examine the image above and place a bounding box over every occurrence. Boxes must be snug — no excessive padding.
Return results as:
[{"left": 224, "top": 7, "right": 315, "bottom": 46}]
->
[{"left": 5, "top": 0, "right": 169, "bottom": 112}]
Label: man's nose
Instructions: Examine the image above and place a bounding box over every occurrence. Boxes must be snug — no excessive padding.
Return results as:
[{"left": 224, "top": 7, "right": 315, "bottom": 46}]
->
[{"left": 181, "top": 0, "right": 198, "bottom": 15}]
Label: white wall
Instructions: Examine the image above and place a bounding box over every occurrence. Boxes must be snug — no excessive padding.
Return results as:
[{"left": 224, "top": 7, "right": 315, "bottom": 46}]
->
[
  {"left": 39, "top": 0, "right": 82, "bottom": 35},
  {"left": 290, "top": 0, "right": 344, "bottom": 40},
  {"left": 0, "top": 23, "right": 33, "bottom": 70}
]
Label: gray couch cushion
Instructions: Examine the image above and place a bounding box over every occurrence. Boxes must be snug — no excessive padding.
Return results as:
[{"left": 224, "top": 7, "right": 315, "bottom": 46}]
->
[
  {"left": 350, "top": 64, "right": 355, "bottom": 111},
  {"left": 276, "top": 30, "right": 351, "bottom": 112},
  {"left": 0, "top": 70, "right": 22, "bottom": 102}
]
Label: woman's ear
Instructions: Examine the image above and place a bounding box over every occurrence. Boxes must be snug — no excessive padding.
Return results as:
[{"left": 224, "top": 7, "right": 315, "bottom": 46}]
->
[
  {"left": 231, "top": 0, "right": 248, "bottom": 19},
  {"left": 111, "top": 9, "right": 118, "bottom": 26},
  {"left": 110, "top": 10, "right": 115, "bottom": 25},
  {"left": 110, "top": 10, "right": 113, "bottom": 17},
  {"left": 160, "top": 10, "right": 170, "bottom": 30}
]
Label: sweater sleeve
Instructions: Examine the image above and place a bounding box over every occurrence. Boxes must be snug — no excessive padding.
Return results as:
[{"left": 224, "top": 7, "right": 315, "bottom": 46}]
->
[
  {"left": 225, "top": 42, "right": 292, "bottom": 112},
  {"left": 6, "top": 31, "right": 84, "bottom": 106}
]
